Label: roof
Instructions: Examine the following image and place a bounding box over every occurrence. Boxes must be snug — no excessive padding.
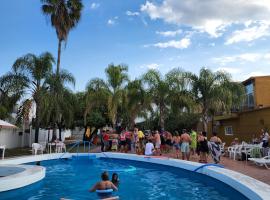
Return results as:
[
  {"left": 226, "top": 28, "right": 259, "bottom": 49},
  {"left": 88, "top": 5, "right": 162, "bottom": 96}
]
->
[
  {"left": 242, "top": 75, "right": 270, "bottom": 85},
  {"left": 0, "top": 120, "right": 17, "bottom": 129}
]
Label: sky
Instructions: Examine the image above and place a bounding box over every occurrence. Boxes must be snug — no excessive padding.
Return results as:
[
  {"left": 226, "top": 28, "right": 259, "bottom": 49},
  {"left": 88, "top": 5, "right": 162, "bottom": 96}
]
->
[{"left": 1, "top": 0, "right": 270, "bottom": 91}]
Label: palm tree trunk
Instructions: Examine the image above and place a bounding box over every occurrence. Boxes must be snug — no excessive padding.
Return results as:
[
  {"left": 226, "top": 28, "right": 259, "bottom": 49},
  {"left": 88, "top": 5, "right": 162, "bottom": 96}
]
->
[
  {"left": 58, "top": 124, "right": 62, "bottom": 141},
  {"left": 56, "top": 39, "right": 62, "bottom": 75},
  {"left": 34, "top": 103, "right": 40, "bottom": 143},
  {"left": 130, "top": 114, "right": 136, "bottom": 129},
  {"left": 203, "top": 112, "right": 208, "bottom": 132},
  {"left": 160, "top": 102, "right": 165, "bottom": 130}
]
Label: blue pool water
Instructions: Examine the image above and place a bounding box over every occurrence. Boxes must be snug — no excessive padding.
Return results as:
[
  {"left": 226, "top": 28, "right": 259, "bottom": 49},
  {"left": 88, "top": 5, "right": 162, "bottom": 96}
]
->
[{"left": 1, "top": 156, "right": 249, "bottom": 200}]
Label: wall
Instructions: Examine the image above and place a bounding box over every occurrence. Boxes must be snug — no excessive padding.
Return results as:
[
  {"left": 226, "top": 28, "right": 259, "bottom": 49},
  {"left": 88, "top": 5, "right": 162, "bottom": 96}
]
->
[
  {"left": 254, "top": 77, "right": 270, "bottom": 107},
  {"left": 0, "top": 128, "right": 71, "bottom": 149},
  {"left": 30, "top": 129, "right": 71, "bottom": 144},
  {"left": 0, "top": 128, "right": 28, "bottom": 148},
  {"left": 215, "top": 107, "right": 270, "bottom": 145}
]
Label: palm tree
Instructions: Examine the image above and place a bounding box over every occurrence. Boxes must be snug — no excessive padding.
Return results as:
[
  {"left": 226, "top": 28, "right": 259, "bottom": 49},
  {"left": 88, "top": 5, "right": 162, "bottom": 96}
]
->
[
  {"left": 143, "top": 68, "right": 193, "bottom": 130},
  {"left": 165, "top": 68, "right": 195, "bottom": 113},
  {"left": 0, "top": 72, "right": 27, "bottom": 120},
  {"left": 105, "top": 64, "right": 129, "bottom": 127},
  {"left": 125, "top": 79, "right": 151, "bottom": 128},
  {"left": 187, "top": 68, "right": 245, "bottom": 131},
  {"left": 41, "top": 0, "right": 83, "bottom": 75},
  {"left": 143, "top": 69, "right": 170, "bottom": 130},
  {"left": 42, "top": 69, "right": 75, "bottom": 140},
  {"left": 84, "top": 78, "right": 109, "bottom": 126},
  {"left": 12, "top": 52, "right": 55, "bottom": 142}
]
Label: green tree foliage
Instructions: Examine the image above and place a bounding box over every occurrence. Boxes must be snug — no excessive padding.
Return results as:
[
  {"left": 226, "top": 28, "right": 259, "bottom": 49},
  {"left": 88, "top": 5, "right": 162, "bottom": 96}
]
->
[
  {"left": 0, "top": 72, "right": 27, "bottom": 120},
  {"left": 42, "top": 69, "right": 76, "bottom": 140},
  {"left": 187, "top": 68, "right": 245, "bottom": 131},
  {"left": 12, "top": 52, "right": 55, "bottom": 142},
  {"left": 105, "top": 64, "right": 129, "bottom": 127}
]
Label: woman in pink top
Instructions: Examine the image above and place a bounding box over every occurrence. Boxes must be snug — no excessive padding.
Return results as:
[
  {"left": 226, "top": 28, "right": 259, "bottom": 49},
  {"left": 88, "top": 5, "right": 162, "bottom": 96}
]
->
[{"left": 119, "top": 131, "right": 126, "bottom": 152}]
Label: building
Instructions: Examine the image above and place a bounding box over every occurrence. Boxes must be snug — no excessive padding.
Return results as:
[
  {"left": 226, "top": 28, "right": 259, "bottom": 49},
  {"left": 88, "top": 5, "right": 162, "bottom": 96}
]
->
[
  {"left": 0, "top": 119, "right": 24, "bottom": 149},
  {"left": 211, "top": 76, "right": 270, "bottom": 145}
]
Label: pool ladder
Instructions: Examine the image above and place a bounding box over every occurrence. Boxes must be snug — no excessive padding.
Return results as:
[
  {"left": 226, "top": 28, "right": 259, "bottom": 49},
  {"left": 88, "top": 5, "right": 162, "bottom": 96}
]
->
[{"left": 58, "top": 140, "right": 92, "bottom": 159}]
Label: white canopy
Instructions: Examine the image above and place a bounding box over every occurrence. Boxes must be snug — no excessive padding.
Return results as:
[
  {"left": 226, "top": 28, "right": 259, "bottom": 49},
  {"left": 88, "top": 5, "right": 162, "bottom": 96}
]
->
[{"left": 0, "top": 120, "right": 17, "bottom": 129}]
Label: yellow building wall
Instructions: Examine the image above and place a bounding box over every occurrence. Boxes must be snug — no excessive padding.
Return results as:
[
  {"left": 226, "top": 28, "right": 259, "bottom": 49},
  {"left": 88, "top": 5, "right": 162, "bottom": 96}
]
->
[
  {"left": 215, "top": 107, "right": 270, "bottom": 145},
  {"left": 254, "top": 77, "right": 270, "bottom": 107}
]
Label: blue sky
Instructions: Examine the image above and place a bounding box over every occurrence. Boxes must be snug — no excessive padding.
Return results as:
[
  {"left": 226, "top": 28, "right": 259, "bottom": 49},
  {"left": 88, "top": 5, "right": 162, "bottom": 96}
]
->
[{"left": 1, "top": 0, "right": 270, "bottom": 91}]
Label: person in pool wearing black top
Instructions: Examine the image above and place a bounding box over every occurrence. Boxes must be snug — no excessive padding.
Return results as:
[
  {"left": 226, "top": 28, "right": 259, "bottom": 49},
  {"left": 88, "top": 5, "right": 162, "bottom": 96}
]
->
[{"left": 111, "top": 173, "right": 120, "bottom": 187}]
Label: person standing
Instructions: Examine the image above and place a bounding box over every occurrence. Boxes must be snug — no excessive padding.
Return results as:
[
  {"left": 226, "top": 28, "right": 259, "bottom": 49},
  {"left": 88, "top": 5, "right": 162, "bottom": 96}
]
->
[
  {"left": 209, "top": 132, "right": 222, "bottom": 163},
  {"left": 165, "top": 131, "right": 173, "bottom": 153},
  {"left": 172, "top": 132, "right": 181, "bottom": 158},
  {"left": 100, "top": 130, "right": 106, "bottom": 152},
  {"left": 125, "top": 129, "right": 131, "bottom": 152},
  {"left": 261, "top": 128, "right": 269, "bottom": 147},
  {"left": 190, "top": 129, "right": 197, "bottom": 156},
  {"left": 154, "top": 130, "right": 161, "bottom": 155},
  {"left": 119, "top": 130, "right": 126, "bottom": 153},
  {"left": 197, "top": 131, "right": 208, "bottom": 163},
  {"left": 180, "top": 130, "right": 192, "bottom": 161},
  {"left": 261, "top": 128, "right": 269, "bottom": 156}
]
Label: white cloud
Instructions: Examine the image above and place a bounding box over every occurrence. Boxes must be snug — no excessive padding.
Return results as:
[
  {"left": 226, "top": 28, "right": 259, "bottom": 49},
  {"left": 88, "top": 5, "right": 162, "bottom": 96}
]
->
[
  {"left": 156, "top": 29, "right": 182, "bottom": 37},
  {"left": 107, "top": 16, "right": 118, "bottom": 26},
  {"left": 212, "top": 53, "right": 262, "bottom": 66},
  {"left": 90, "top": 3, "right": 100, "bottom": 10},
  {"left": 141, "top": 0, "right": 270, "bottom": 38},
  {"left": 141, "top": 63, "right": 160, "bottom": 70},
  {"left": 226, "top": 21, "right": 270, "bottom": 44},
  {"left": 147, "top": 37, "right": 191, "bottom": 49},
  {"left": 126, "top": 11, "right": 140, "bottom": 16}
]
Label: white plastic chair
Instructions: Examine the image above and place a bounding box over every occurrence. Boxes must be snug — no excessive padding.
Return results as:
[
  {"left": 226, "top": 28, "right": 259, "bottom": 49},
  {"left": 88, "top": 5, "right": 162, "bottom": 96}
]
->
[
  {"left": 249, "top": 156, "right": 270, "bottom": 169},
  {"left": 228, "top": 145, "right": 236, "bottom": 159},
  {"left": 56, "top": 142, "right": 66, "bottom": 153},
  {"left": 233, "top": 144, "right": 244, "bottom": 160},
  {"left": 32, "top": 143, "right": 45, "bottom": 155}
]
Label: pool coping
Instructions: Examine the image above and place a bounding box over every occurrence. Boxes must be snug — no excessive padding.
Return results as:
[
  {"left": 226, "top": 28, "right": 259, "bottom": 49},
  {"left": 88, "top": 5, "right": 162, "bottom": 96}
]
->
[
  {"left": 0, "top": 152, "right": 269, "bottom": 200},
  {"left": 0, "top": 164, "right": 45, "bottom": 192}
]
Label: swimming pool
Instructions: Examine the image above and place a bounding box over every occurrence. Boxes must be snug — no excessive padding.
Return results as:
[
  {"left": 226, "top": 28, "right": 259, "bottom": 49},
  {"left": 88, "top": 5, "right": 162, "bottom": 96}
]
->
[{"left": 0, "top": 155, "right": 251, "bottom": 200}]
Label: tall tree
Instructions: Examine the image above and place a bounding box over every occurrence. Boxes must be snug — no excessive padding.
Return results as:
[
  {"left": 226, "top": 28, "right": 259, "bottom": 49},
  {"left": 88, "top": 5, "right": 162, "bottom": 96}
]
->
[
  {"left": 143, "top": 69, "right": 170, "bottom": 130},
  {"left": 84, "top": 78, "right": 109, "bottom": 126},
  {"left": 12, "top": 52, "right": 55, "bottom": 142},
  {"left": 0, "top": 72, "right": 27, "bottom": 120},
  {"left": 143, "top": 68, "right": 193, "bottom": 130},
  {"left": 41, "top": 0, "right": 83, "bottom": 75},
  {"left": 125, "top": 79, "right": 151, "bottom": 128},
  {"left": 105, "top": 64, "right": 128, "bottom": 127},
  {"left": 43, "top": 69, "right": 75, "bottom": 140},
  {"left": 187, "top": 68, "right": 245, "bottom": 131}
]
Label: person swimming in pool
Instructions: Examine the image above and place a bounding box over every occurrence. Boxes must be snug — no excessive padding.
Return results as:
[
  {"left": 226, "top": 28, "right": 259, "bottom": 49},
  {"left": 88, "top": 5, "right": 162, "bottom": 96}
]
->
[
  {"left": 111, "top": 173, "right": 120, "bottom": 187},
  {"left": 89, "top": 171, "right": 118, "bottom": 192}
]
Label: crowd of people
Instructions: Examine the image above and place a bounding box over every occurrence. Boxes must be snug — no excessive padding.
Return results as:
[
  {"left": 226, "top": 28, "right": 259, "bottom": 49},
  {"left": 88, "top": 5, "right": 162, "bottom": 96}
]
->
[{"left": 98, "top": 127, "right": 223, "bottom": 164}]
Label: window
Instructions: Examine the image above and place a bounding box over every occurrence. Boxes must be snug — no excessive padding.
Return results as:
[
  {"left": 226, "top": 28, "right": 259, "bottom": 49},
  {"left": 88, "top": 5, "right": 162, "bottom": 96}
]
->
[
  {"left": 224, "top": 126, "right": 233, "bottom": 135},
  {"left": 243, "top": 82, "right": 254, "bottom": 108}
]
